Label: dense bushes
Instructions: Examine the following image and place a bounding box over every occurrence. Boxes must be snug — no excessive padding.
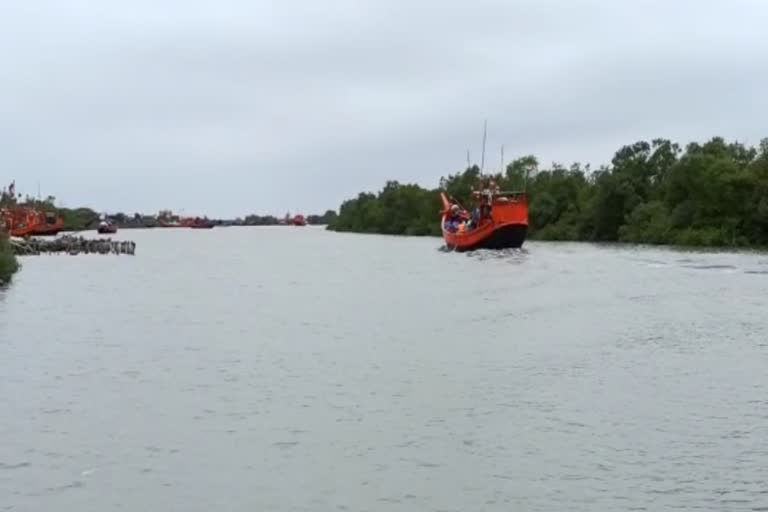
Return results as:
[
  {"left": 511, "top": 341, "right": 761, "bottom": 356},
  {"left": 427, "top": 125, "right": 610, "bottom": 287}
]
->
[
  {"left": 329, "top": 136, "right": 768, "bottom": 247},
  {"left": 329, "top": 183, "right": 443, "bottom": 236},
  {"left": 0, "top": 233, "right": 19, "bottom": 284}
]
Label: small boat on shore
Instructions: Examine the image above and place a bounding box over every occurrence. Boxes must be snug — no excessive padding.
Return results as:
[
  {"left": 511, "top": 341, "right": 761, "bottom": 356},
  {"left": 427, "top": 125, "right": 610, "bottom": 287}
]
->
[{"left": 440, "top": 189, "right": 528, "bottom": 251}]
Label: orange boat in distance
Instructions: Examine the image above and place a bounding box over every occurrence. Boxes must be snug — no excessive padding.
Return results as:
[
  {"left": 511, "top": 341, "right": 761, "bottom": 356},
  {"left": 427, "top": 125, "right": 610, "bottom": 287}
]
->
[
  {"left": 292, "top": 214, "right": 307, "bottom": 226},
  {"left": 440, "top": 189, "right": 528, "bottom": 251},
  {"left": 184, "top": 217, "right": 215, "bottom": 229}
]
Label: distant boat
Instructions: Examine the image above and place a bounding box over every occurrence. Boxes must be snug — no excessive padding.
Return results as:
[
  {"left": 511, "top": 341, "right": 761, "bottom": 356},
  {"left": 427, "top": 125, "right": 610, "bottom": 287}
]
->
[
  {"left": 158, "top": 219, "right": 183, "bottom": 228},
  {"left": 292, "top": 214, "right": 307, "bottom": 226},
  {"left": 97, "top": 220, "right": 117, "bottom": 234},
  {"left": 184, "top": 217, "right": 215, "bottom": 229}
]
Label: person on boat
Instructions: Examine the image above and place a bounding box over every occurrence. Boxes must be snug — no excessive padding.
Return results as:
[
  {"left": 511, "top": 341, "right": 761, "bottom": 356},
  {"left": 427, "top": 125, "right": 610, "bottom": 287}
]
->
[
  {"left": 447, "top": 204, "right": 469, "bottom": 232},
  {"left": 474, "top": 185, "right": 491, "bottom": 221},
  {"left": 469, "top": 206, "right": 480, "bottom": 228},
  {"left": 489, "top": 179, "right": 500, "bottom": 199},
  {"left": 479, "top": 179, "right": 490, "bottom": 201},
  {"left": 482, "top": 180, "right": 496, "bottom": 219}
]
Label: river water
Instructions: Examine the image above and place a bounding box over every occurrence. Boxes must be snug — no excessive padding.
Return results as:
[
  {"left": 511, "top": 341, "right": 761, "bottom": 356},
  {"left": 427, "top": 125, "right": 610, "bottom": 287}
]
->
[{"left": 1, "top": 227, "right": 767, "bottom": 511}]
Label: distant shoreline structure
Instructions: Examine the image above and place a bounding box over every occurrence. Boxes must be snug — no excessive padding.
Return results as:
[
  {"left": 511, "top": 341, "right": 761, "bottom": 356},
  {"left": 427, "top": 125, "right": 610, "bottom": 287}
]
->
[{"left": 1, "top": 188, "right": 338, "bottom": 233}]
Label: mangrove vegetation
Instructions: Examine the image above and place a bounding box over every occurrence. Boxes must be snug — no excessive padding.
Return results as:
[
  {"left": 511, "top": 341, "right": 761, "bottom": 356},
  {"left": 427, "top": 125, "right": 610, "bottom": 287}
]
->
[
  {"left": 0, "top": 232, "right": 19, "bottom": 284},
  {"left": 328, "top": 136, "right": 768, "bottom": 247}
]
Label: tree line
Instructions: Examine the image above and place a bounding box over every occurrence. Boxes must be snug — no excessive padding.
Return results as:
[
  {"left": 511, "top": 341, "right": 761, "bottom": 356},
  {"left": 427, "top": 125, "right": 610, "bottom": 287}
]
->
[
  {"left": 328, "top": 136, "right": 768, "bottom": 247},
  {"left": 1, "top": 191, "right": 339, "bottom": 231}
]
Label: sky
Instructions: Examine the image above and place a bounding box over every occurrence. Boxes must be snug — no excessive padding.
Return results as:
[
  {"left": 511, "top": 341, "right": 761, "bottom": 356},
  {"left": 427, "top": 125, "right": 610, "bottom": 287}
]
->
[{"left": 2, "top": 0, "right": 767, "bottom": 217}]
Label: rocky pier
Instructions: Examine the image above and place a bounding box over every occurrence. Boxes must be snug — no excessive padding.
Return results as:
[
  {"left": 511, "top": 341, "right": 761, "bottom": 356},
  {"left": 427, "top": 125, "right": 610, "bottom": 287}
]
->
[{"left": 10, "top": 235, "right": 136, "bottom": 256}]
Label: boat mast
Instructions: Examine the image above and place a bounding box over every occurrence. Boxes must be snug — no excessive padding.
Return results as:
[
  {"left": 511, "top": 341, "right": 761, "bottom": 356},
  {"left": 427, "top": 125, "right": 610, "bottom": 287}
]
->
[
  {"left": 480, "top": 120, "right": 487, "bottom": 174},
  {"left": 500, "top": 144, "right": 505, "bottom": 176}
]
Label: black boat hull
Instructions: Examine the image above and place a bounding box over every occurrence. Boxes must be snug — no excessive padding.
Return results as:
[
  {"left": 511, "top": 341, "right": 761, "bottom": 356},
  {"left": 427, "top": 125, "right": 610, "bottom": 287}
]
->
[{"left": 451, "top": 223, "right": 527, "bottom": 252}]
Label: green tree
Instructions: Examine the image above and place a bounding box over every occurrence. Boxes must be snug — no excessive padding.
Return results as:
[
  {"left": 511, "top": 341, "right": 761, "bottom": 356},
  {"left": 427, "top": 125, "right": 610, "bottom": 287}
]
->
[{"left": 328, "top": 136, "right": 768, "bottom": 248}]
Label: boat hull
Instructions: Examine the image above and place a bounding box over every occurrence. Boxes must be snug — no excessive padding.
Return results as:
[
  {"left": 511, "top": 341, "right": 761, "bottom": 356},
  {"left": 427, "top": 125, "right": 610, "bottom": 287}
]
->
[
  {"left": 31, "top": 228, "right": 62, "bottom": 237},
  {"left": 454, "top": 223, "right": 527, "bottom": 251}
]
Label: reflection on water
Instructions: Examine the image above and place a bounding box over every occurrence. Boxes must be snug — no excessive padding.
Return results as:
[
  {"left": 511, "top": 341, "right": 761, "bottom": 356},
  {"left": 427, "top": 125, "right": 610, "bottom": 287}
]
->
[
  {"left": 1, "top": 228, "right": 768, "bottom": 511},
  {"left": 464, "top": 248, "right": 529, "bottom": 263}
]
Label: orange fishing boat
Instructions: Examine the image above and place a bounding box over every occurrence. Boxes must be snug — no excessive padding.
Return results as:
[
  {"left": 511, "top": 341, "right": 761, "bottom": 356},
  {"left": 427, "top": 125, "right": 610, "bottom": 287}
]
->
[
  {"left": 1, "top": 207, "right": 63, "bottom": 237},
  {"left": 32, "top": 211, "right": 64, "bottom": 236},
  {"left": 440, "top": 190, "right": 528, "bottom": 251},
  {"left": 2, "top": 208, "right": 35, "bottom": 237}
]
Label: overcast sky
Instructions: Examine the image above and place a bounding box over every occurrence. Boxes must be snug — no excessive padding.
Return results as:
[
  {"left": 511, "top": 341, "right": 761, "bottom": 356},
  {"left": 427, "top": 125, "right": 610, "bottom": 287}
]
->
[{"left": 2, "top": 0, "right": 767, "bottom": 217}]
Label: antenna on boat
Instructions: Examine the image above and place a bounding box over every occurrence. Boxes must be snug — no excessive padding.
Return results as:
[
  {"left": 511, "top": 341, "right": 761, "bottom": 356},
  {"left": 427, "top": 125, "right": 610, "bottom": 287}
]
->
[
  {"left": 480, "top": 120, "right": 487, "bottom": 173},
  {"left": 524, "top": 164, "right": 529, "bottom": 192},
  {"left": 500, "top": 145, "right": 505, "bottom": 175}
]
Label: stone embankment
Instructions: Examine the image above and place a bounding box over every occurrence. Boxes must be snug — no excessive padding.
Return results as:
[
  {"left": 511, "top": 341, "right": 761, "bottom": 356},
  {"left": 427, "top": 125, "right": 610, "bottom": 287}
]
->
[{"left": 10, "top": 236, "right": 136, "bottom": 256}]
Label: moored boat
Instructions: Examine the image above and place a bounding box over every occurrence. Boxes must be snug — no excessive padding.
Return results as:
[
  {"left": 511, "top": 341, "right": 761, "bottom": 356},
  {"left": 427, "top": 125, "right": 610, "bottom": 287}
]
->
[
  {"left": 2, "top": 208, "right": 35, "bottom": 237},
  {"left": 440, "top": 189, "right": 528, "bottom": 251},
  {"left": 157, "top": 210, "right": 183, "bottom": 227},
  {"left": 184, "top": 217, "right": 214, "bottom": 229},
  {"left": 2, "top": 208, "right": 63, "bottom": 237},
  {"left": 31, "top": 211, "right": 64, "bottom": 236},
  {"left": 158, "top": 219, "right": 183, "bottom": 228},
  {"left": 292, "top": 214, "right": 307, "bottom": 226}
]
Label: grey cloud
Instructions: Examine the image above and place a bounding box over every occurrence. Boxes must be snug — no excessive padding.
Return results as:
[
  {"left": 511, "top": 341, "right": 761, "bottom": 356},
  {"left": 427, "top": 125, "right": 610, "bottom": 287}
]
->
[{"left": 2, "top": 0, "right": 767, "bottom": 216}]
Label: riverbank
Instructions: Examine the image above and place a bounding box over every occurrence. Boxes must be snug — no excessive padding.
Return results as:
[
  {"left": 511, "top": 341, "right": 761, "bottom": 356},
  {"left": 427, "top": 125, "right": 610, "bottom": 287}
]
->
[
  {"left": 328, "top": 136, "right": 768, "bottom": 248},
  {"left": 2, "top": 195, "right": 338, "bottom": 232},
  {"left": 0, "top": 232, "right": 20, "bottom": 284}
]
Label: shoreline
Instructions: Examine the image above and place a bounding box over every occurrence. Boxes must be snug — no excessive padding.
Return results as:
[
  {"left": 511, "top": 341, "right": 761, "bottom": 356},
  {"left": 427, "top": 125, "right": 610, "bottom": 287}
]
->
[{"left": 325, "top": 226, "right": 768, "bottom": 253}]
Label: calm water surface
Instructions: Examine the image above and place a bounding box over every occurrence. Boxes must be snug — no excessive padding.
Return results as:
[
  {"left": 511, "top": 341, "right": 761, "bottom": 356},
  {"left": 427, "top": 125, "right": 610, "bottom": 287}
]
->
[{"left": 1, "top": 227, "right": 767, "bottom": 511}]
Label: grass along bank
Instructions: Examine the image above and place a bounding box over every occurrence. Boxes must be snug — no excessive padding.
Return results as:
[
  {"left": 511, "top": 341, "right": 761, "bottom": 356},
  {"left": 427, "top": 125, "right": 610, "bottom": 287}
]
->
[{"left": 0, "top": 232, "right": 20, "bottom": 284}]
